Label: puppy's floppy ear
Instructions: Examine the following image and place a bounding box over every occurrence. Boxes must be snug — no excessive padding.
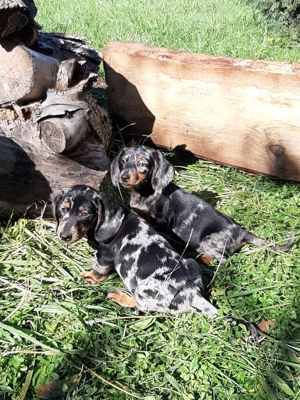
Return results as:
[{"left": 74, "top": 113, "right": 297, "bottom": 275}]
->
[
  {"left": 52, "top": 188, "right": 69, "bottom": 230},
  {"left": 151, "top": 150, "right": 174, "bottom": 190},
  {"left": 93, "top": 192, "right": 126, "bottom": 243},
  {"left": 110, "top": 149, "right": 125, "bottom": 186}
]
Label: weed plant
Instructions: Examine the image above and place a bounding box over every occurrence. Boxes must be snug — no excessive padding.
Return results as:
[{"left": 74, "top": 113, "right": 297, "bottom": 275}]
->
[
  {"left": 1, "top": 0, "right": 300, "bottom": 399},
  {"left": 247, "top": 0, "right": 300, "bottom": 43}
]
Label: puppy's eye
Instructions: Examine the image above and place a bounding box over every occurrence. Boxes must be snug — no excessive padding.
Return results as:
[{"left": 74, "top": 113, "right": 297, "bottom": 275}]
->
[
  {"left": 121, "top": 157, "right": 127, "bottom": 165},
  {"left": 81, "top": 211, "right": 89, "bottom": 218},
  {"left": 60, "top": 206, "right": 67, "bottom": 214},
  {"left": 137, "top": 160, "right": 147, "bottom": 167}
]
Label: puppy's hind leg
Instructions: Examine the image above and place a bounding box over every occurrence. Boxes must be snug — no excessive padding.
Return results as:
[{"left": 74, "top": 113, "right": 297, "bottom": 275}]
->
[{"left": 191, "top": 291, "right": 219, "bottom": 317}]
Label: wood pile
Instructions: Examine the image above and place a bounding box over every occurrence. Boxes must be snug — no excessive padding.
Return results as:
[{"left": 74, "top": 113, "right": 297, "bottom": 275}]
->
[{"left": 0, "top": 0, "right": 111, "bottom": 220}]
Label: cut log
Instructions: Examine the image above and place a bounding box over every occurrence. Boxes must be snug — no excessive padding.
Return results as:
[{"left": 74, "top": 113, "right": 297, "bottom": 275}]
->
[
  {"left": 0, "top": 38, "right": 59, "bottom": 105},
  {"left": 39, "top": 111, "right": 88, "bottom": 153},
  {"left": 103, "top": 41, "right": 300, "bottom": 181},
  {"left": 0, "top": 0, "right": 37, "bottom": 38}
]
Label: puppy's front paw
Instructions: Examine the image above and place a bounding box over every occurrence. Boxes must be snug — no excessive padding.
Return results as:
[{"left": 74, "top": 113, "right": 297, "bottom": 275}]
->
[
  {"left": 107, "top": 289, "right": 137, "bottom": 308},
  {"left": 80, "top": 270, "right": 108, "bottom": 284}
]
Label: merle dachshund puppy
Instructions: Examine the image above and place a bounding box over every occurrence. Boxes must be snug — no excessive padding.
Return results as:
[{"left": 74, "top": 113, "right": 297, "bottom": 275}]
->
[
  {"left": 52, "top": 185, "right": 258, "bottom": 336},
  {"left": 53, "top": 184, "right": 217, "bottom": 316},
  {"left": 111, "top": 145, "right": 294, "bottom": 264}
]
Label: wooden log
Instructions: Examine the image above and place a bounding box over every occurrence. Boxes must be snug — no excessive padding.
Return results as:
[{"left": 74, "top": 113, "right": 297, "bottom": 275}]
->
[
  {"left": 0, "top": 0, "right": 37, "bottom": 38},
  {"left": 103, "top": 41, "right": 300, "bottom": 181},
  {"left": 39, "top": 110, "right": 88, "bottom": 153},
  {"left": 0, "top": 38, "right": 59, "bottom": 105}
]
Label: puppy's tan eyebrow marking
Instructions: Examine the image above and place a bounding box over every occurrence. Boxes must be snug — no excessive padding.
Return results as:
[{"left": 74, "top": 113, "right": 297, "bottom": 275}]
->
[
  {"left": 63, "top": 202, "right": 70, "bottom": 209},
  {"left": 78, "top": 205, "right": 85, "bottom": 212}
]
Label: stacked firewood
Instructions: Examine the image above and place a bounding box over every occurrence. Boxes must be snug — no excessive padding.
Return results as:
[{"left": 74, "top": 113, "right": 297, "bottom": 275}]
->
[{"left": 0, "top": 0, "right": 111, "bottom": 220}]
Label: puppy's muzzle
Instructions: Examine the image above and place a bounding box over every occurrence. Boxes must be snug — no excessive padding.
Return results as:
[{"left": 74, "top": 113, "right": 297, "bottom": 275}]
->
[
  {"left": 120, "top": 170, "right": 131, "bottom": 183},
  {"left": 59, "top": 232, "right": 73, "bottom": 242}
]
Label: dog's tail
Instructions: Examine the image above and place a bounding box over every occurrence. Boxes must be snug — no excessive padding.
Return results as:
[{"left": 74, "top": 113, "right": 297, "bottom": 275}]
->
[
  {"left": 192, "top": 295, "right": 259, "bottom": 338},
  {"left": 243, "top": 231, "right": 295, "bottom": 253},
  {"left": 226, "top": 316, "right": 259, "bottom": 339}
]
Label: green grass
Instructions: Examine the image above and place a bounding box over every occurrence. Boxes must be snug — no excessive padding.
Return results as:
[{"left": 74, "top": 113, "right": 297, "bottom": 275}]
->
[
  {"left": 34, "top": 0, "right": 300, "bottom": 62},
  {"left": 1, "top": 159, "right": 300, "bottom": 399},
  {"left": 1, "top": 0, "right": 300, "bottom": 399}
]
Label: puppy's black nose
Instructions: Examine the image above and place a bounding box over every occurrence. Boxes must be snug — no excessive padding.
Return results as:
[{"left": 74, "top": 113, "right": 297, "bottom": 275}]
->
[
  {"left": 60, "top": 233, "right": 72, "bottom": 242},
  {"left": 121, "top": 171, "right": 130, "bottom": 182}
]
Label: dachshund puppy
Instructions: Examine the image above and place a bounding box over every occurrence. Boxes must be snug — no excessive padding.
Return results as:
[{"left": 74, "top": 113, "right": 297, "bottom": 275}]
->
[
  {"left": 53, "top": 184, "right": 219, "bottom": 317},
  {"left": 111, "top": 145, "right": 294, "bottom": 264},
  {"left": 52, "top": 185, "right": 259, "bottom": 336}
]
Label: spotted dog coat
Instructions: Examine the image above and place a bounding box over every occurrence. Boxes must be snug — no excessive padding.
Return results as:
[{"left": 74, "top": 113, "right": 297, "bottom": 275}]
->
[
  {"left": 111, "top": 145, "right": 294, "bottom": 264},
  {"left": 52, "top": 184, "right": 219, "bottom": 317}
]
